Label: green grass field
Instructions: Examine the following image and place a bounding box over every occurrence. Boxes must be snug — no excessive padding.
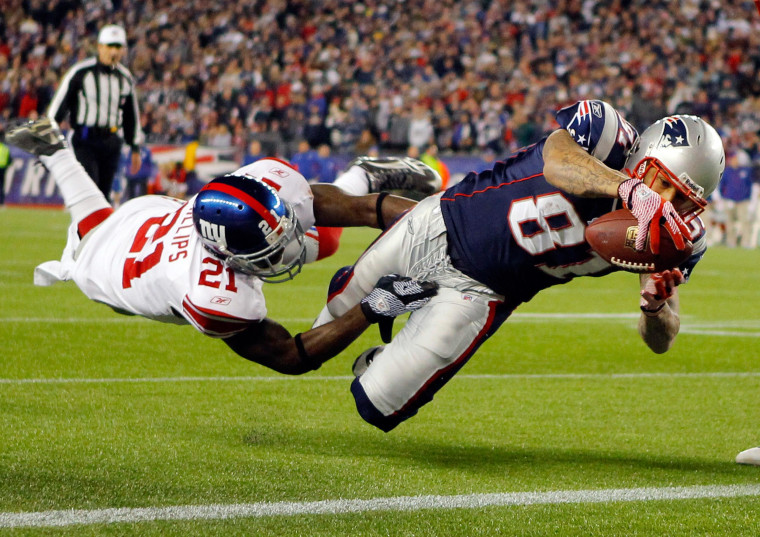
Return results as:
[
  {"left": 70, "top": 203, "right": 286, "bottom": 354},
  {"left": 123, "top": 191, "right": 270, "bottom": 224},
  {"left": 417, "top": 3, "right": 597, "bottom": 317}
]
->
[{"left": 1, "top": 206, "right": 759, "bottom": 536}]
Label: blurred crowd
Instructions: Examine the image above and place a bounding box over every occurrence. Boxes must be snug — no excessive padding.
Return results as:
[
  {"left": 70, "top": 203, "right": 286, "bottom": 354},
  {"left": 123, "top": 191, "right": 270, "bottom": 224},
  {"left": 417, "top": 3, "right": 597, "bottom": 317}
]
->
[{"left": 2, "top": 0, "right": 760, "bottom": 245}]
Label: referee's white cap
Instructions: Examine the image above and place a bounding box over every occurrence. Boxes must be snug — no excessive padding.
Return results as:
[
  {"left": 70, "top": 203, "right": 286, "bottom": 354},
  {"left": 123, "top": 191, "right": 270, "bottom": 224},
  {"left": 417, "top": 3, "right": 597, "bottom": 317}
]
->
[{"left": 98, "top": 24, "right": 127, "bottom": 46}]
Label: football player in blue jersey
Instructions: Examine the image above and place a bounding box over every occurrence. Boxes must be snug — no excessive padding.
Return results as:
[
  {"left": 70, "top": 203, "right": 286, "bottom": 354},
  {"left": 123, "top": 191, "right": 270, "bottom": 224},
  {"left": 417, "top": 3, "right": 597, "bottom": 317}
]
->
[{"left": 314, "top": 100, "right": 726, "bottom": 432}]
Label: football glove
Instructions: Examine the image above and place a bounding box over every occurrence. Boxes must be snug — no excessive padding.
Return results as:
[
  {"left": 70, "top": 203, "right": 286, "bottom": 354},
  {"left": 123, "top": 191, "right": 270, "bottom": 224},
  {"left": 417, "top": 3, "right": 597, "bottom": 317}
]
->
[
  {"left": 640, "top": 269, "right": 685, "bottom": 315},
  {"left": 618, "top": 177, "right": 691, "bottom": 254},
  {"left": 361, "top": 274, "right": 438, "bottom": 342}
]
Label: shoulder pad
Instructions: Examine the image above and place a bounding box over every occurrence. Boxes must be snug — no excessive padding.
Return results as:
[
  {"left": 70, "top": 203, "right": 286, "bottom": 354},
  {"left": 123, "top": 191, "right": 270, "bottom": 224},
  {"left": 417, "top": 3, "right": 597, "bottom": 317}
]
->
[{"left": 555, "top": 100, "right": 638, "bottom": 170}]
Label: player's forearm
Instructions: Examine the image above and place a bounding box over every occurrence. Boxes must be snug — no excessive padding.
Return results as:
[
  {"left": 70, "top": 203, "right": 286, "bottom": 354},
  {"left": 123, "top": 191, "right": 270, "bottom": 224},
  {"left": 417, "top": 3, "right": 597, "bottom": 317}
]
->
[
  {"left": 224, "top": 306, "right": 370, "bottom": 375},
  {"left": 638, "top": 298, "right": 680, "bottom": 354},
  {"left": 542, "top": 130, "right": 629, "bottom": 198},
  {"left": 296, "top": 305, "right": 371, "bottom": 365},
  {"left": 312, "top": 184, "right": 415, "bottom": 228}
]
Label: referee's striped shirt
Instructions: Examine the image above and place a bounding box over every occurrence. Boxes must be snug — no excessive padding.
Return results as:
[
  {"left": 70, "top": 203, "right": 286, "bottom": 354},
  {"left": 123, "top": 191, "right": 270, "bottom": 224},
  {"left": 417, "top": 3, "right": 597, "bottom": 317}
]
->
[{"left": 47, "top": 58, "right": 145, "bottom": 149}]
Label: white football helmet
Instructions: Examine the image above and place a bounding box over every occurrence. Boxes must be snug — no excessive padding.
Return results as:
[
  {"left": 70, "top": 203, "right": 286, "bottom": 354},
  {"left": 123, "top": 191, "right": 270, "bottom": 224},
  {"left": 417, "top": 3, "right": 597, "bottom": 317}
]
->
[{"left": 624, "top": 115, "right": 725, "bottom": 221}]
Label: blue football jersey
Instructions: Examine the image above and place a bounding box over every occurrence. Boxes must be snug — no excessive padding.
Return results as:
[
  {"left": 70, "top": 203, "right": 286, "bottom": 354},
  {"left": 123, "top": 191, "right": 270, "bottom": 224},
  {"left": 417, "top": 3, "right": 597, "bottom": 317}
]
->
[{"left": 440, "top": 100, "right": 704, "bottom": 305}]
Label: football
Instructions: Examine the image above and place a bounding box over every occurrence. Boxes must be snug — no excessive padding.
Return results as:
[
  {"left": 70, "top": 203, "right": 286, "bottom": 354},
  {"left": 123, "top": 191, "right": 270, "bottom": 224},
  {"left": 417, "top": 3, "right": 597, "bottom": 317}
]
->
[{"left": 584, "top": 209, "right": 693, "bottom": 273}]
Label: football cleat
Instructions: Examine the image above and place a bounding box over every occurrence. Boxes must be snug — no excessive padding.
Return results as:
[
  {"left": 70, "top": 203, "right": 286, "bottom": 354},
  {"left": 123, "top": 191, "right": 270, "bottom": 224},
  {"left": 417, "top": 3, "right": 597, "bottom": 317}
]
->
[
  {"left": 736, "top": 447, "right": 760, "bottom": 466},
  {"left": 6, "top": 117, "right": 67, "bottom": 156},
  {"left": 349, "top": 157, "right": 442, "bottom": 195},
  {"left": 352, "top": 345, "right": 384, "bottom": 377}
]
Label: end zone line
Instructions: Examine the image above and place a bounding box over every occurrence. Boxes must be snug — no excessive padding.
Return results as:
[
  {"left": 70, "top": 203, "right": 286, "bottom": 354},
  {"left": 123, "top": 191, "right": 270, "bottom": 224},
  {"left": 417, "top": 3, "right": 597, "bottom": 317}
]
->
[
  {"left": 2, "top": 371, "right": 760, "bottom": 385},
  {"left": 1, "top": 484, "right": 759, "bottom": 528}
]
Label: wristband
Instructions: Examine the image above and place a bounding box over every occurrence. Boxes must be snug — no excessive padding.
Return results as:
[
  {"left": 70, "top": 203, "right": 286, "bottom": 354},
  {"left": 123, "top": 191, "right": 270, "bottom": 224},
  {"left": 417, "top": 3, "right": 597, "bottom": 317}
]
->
[
  {"left": 640, "top": 303, "right": 666, "bottom": 317},
  {"left": 294, "top": 333, "right": 322, "bottom": 371},
  {"left": 376, "top": 191, "right": 389, "bottom": 230}
]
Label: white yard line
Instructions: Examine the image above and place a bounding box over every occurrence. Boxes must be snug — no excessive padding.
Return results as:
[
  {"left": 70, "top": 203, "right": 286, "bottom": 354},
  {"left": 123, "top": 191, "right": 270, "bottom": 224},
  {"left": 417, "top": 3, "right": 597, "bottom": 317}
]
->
[
  {"left": 1, "top": 484, "right": 758, "bottom": 528},
  {"left": 0, "top": 313, "right": 641, "bottom": 323},
  {"left": 679, "top": 328, "right": 760, "bottom": 337},
  {"left": 2, "top": 371, "right": 760, "bottom": 385},
  {"left": 5, "top": 312, "right": 760, "bottom": 335},
  {"left": 5, "top": 312, "right": 760, "bottom": 330}
]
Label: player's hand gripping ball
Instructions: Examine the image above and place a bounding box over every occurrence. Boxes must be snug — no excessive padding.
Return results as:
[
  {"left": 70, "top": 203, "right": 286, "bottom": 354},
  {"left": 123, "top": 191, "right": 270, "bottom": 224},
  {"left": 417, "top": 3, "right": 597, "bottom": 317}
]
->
[{"left": 584, "top": 209, "right": 693, "bottom": 273}]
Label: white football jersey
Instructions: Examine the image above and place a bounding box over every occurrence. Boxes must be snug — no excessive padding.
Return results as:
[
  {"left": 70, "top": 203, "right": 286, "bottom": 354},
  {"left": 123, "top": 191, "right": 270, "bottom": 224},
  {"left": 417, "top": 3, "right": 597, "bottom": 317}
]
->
[
  {"left": 234, "top": 158, "right": 316, "bottom": 231},
  {"left": 37, "top": 158, "right": 315, "bottom": 338}
]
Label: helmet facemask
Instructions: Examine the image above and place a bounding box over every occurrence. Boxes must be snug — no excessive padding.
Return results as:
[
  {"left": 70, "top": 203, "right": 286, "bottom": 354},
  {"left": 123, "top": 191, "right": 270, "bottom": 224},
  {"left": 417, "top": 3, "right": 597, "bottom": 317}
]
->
[{"left": 632, "top": 156, "right": 707, "bottom": 223}]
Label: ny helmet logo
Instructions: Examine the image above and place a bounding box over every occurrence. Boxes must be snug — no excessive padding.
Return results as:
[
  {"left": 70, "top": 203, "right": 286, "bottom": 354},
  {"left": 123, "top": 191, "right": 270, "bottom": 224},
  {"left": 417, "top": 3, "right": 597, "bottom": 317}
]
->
[{"left": 198, "top": 219, "right": 227, "bottom": 245}]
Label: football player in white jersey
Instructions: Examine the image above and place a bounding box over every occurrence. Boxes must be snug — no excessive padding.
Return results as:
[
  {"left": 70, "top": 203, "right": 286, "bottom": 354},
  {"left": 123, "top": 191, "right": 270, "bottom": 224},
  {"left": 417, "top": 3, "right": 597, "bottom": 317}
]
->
[{"left": 7, "top": 118, "right": 440, "bottom": 374}]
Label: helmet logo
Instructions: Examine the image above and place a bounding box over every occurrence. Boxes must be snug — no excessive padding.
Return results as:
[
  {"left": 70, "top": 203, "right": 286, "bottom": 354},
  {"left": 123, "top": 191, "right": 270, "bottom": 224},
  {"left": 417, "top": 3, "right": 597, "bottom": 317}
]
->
[
  {"left": 659, "top": 117, "right": 689, "bottom": 148},
  {"left": 198, "top": 219, "right": 227, "bottom": 246}
]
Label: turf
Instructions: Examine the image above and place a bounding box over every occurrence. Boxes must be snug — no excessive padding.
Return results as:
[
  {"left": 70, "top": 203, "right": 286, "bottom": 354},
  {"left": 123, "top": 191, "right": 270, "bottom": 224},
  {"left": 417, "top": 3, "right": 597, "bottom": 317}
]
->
[{"left": 1, "top": 206, "right": 759, "bottom": 536}]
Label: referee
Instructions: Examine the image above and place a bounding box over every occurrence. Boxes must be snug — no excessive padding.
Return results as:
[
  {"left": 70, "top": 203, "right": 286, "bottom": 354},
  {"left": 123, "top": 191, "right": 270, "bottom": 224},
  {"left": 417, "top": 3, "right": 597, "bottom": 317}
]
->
[{"left": 47, "top": 24, "right": 144, "bottom": 201}]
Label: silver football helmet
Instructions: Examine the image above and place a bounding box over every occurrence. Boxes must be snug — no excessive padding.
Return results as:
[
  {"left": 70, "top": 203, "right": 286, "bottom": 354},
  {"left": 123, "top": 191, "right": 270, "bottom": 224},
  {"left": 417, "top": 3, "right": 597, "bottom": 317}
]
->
[{"left": 624, "top": 115, "right": 725, "bottom": 221}]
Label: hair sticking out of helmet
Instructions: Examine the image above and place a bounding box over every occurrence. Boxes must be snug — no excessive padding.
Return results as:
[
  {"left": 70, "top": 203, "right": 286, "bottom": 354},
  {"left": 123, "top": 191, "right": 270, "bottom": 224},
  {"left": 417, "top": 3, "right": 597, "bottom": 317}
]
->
[
  {"left": 192, "top": 174, "right": 306, "bottom": 283},
  {"left": 624, "top": 115, "right": 725, "bottom": 222}
]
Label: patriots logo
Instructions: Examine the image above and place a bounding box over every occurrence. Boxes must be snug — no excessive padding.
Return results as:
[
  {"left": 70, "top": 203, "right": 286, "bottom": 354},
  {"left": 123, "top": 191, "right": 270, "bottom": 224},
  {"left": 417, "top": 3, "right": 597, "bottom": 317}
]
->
[
  {"left": 659, "top": 117, "right": 689, "bottom": 148},
  {"left": 575, "top": 100, "right": 591, "bottom": 119}
]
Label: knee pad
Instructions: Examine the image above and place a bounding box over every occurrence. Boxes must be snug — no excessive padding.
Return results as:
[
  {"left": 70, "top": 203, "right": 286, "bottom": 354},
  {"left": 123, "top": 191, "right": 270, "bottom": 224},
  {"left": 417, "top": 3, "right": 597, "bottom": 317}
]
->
[
  {"left": 350, "top": 377, "right": 418, "bottom": 433},
  {"left": 326, "top": 265, "right": 354, "bottom": 302}
]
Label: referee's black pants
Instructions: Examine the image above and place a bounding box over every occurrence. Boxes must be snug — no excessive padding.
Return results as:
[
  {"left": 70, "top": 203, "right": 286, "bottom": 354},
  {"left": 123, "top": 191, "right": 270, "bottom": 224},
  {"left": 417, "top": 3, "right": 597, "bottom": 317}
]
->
[{"left": 71, "top": 129, "right": 123, "bottom": 201}]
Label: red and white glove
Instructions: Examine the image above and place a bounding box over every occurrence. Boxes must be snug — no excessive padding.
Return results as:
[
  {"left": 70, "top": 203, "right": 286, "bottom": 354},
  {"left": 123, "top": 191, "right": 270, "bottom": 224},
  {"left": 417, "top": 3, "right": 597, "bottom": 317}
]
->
[
  {"left": 618, "top": 177, "right": 691, "bottom": 253},
  {"left": 640, "top": 269, "right": 685, "bottom": 315}
]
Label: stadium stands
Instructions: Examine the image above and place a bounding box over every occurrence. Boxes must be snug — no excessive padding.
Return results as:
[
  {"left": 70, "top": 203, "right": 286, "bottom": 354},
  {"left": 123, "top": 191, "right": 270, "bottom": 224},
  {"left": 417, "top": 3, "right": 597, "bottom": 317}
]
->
[{"left": 2, "top": 1, "right": 759, "bottom": 240}]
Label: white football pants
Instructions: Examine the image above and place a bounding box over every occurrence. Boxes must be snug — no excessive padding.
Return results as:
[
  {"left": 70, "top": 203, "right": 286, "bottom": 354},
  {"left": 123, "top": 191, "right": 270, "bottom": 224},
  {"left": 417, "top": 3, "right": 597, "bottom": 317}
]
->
[{"left": 316, "top": 193, "right": 509, "bottom": 431}]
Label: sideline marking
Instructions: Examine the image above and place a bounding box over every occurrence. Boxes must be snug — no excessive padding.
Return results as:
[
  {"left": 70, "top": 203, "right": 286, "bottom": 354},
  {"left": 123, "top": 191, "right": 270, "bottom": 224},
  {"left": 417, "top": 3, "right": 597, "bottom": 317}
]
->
[
  {"left": 2, "top": 371, "right": 760, "bottom": 385},
  {"left": 0, "top": 313, "right": 643, "bottom": 323},
  {"left": 1, "top": 484, "right": 759, "bottom": 528},
  {"left": 4, "top": 313, "right": 760, "bottom": 334},
  {"left": 679, "top": 328, "right": 760, "bottom": 338}
]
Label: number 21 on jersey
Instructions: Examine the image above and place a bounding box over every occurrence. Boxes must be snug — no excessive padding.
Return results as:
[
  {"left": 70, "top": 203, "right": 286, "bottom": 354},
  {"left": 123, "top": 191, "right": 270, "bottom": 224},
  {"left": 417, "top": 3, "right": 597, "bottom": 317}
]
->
[{"left": 122, "top": 212, "right": 238, "bottom": 292}]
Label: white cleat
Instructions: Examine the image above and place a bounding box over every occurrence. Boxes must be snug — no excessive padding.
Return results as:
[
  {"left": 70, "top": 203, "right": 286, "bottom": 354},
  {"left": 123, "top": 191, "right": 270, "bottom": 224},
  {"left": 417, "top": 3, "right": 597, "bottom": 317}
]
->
[{"left": 735, "top": 447, "right": 760, "bottom": 466}]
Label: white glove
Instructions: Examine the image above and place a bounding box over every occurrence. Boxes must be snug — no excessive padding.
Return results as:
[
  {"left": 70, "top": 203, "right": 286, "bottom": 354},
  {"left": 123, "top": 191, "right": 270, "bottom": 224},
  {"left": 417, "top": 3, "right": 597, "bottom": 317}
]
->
[{"left": 618, "top": 177, "right": 691, "bottom": 253}]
